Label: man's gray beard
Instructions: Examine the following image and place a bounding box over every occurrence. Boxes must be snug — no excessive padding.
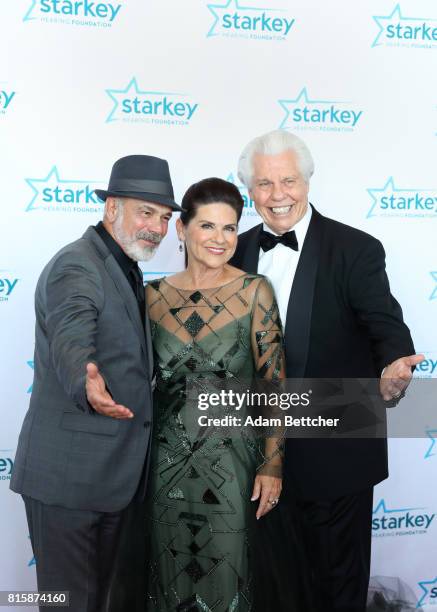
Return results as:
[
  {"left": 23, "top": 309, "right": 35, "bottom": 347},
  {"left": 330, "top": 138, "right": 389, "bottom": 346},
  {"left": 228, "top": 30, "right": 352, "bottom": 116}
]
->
[{"left": 113, "top": 215, "right": 160, "bottom": 262}]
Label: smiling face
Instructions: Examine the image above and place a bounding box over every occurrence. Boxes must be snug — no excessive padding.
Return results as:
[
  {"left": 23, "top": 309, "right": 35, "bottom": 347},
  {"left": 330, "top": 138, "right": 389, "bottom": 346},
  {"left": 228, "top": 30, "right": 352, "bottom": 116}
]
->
[
  {"left": 176, "top": 203, "right": 238, "bottom": 270},
  {"left": 249, "top": 150, "right": 309, "bottom": 234},
  {"left": 105, "top": 197, "right": 172, "bottom": 261}
]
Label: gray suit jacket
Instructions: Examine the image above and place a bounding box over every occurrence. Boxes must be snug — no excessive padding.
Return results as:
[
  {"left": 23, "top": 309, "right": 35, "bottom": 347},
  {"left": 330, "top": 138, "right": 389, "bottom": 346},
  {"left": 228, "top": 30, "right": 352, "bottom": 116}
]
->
[{"left": 11, "top": 227, "right": 154, "bottom": 512}]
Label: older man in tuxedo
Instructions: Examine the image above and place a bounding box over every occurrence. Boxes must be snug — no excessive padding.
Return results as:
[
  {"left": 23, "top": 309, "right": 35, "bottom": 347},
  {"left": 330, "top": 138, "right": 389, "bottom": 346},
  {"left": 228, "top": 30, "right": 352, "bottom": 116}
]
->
[
  {"left": 230, "top": 130, "right": 423, "bottom": 612},
  {"left": 11, "top": 155, "right": 181, "bottom": 611}
]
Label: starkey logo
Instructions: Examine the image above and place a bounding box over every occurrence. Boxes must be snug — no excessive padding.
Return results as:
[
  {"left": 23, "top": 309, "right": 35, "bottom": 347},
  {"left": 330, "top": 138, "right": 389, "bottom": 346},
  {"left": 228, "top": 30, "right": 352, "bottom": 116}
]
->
[
  {"left": 417, "top": 576, "right": 437, "bottom": 607},
  {"left": 226, "top": 173, "right": 257, "bottom": 218},
  {"left": 27, "top": 361, "right": 34, "bottom": 394},
  {"left": 416, "top": 359, "right": 437, "bottom": 460},
  {"left": 206, "top": 0, "right": 295, "bottom": 41},
  {"left": 372, "top": 4, "right": 437, "bottom": 49},
  {"left": 425, "top": 428, "right": 437, "bottom": 460},
  {"left": 25, "top": 166, "right": 105, "bottom": 213},
  {"left": 429, "top": 273, "right": 437, "bottom": 301},
  {"left": 0, "top": 271, "right": 19, "bottom": 303},
  {"left": 0, "top": 450, "right": 14, "bottom": 481},
  {"left": 105, "top": 78, "right": 199, "bottom": 126},
  {"left": 372, "top": 499, "right": 435, "bottom": 538},
  {"left": 278, "top": 88, "right": 363, "bottom": 133},
  {"left": 367, "top": 177, "right": 437, "bottom": 219},
  {"left": 23, "top": 0, "right": 122, "bottom": 27},
  {"left": 0, "top": 89, "right": 16, "bottom": 115}
]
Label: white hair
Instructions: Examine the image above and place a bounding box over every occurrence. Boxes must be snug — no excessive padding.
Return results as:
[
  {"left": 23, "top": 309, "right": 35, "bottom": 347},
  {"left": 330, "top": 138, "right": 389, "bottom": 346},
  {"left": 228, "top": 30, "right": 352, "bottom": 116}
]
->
[
  {"left": 114, "top": 197, "right": 124, "bottom": 210},
  {"left": 237, "top": 130, "right": 315, "bottom": 188},
  {"left": 103, "top": 196, "right": 124, "bottom": 221}
]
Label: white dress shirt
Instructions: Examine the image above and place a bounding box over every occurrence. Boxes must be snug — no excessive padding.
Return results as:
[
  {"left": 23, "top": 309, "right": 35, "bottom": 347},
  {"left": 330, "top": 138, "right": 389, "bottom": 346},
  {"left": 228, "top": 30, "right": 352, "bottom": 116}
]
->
[{"left": 258, "top": 205, "right": 312, "bottom": 330}]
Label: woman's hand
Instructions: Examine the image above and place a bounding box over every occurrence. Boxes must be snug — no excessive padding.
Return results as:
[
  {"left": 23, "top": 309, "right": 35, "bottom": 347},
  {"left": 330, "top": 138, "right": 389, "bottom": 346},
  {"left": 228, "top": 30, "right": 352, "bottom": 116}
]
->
[{"left": 251, "top": 474, "right": 282, "bottom": 520}]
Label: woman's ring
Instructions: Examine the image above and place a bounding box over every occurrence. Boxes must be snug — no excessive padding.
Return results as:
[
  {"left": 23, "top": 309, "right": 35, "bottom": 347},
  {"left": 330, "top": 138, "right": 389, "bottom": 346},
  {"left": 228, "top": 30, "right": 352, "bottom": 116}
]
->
[{"left": 268, "top": 498, "right": 279, "bottom": 506}]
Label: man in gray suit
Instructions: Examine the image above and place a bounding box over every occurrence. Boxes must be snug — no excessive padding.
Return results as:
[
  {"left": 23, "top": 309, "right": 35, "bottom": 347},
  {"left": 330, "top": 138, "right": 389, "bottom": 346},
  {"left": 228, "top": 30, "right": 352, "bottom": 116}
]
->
[{"left": 11, "top": 155, "right": 182, "bottom": 611}]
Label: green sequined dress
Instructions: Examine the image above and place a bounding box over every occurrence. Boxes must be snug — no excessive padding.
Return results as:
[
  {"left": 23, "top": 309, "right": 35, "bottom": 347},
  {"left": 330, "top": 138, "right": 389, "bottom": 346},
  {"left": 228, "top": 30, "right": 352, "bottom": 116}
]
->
[{"left": 144, "top": 273, "right": 284, "bottom": 612}]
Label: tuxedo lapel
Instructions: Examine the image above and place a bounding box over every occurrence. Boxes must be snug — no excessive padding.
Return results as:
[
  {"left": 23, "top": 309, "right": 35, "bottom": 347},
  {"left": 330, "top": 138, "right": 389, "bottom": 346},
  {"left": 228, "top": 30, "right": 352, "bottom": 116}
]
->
[
  {"left": 284, "top": 206, "right": 323, "bottom": 377},
  {"left": 239, "top": 224, "right": 262, "bottom": 274}
]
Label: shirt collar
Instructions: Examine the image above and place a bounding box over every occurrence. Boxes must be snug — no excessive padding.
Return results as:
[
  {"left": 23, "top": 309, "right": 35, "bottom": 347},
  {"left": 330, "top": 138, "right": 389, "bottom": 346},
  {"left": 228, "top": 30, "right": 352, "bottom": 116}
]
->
[
  {"left": 262, "top": 203, "right": 312, "bottom": 249},
  {"left": 94, "top": 221, "right": 137, "bottom": 278}
]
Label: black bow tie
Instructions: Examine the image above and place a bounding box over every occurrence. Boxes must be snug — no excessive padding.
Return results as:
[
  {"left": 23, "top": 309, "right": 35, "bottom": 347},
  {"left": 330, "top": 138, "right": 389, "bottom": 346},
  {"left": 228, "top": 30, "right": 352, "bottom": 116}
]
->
[{"left": 259, "top": 229, "right": 299, "bottom": 252}]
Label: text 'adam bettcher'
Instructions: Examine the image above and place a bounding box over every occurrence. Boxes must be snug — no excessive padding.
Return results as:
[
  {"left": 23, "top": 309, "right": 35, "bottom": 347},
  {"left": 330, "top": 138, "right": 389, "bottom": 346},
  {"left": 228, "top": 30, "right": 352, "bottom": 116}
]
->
[{"left": 196, "top": 390, "right": 340, "bottom": 429}]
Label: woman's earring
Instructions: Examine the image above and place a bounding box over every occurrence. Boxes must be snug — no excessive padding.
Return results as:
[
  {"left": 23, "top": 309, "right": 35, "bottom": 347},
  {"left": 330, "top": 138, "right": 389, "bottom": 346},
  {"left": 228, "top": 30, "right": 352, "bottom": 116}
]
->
[{"left": 178, "top": 240, "right": 184, "bottom": 253}]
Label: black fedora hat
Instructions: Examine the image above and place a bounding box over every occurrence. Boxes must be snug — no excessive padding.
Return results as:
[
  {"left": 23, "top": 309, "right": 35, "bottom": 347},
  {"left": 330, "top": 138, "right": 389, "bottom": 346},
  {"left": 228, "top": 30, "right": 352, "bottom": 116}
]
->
[{"left": 95, "top": 155, "right": 182, "bottom": 211}]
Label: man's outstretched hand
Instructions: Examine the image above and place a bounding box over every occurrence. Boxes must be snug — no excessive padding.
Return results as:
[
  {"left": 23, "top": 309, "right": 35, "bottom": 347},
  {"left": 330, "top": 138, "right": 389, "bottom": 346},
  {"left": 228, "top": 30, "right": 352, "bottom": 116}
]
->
[
  {"left": 380, "top": 354, "right": 425, "bottom": 402},
  {"left": 86, "top": 363, "right": 133, "bottom": 419}
]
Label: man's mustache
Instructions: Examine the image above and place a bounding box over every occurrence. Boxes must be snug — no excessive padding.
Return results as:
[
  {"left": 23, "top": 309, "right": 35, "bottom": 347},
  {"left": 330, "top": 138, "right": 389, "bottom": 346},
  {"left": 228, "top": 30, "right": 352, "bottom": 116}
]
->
[{"left": 136, "top": 231, "right": 162, "bottom": 245}]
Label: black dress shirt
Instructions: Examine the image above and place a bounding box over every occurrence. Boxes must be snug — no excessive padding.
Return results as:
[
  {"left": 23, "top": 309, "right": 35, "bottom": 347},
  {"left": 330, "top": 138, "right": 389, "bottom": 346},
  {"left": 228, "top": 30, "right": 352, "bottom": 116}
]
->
[{"left": 94, "top": 222, "right": 145, "bottom": 331}]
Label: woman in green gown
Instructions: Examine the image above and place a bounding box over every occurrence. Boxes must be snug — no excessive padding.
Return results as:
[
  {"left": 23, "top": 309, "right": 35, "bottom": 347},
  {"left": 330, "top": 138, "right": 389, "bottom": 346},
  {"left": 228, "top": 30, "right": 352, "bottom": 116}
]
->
[{"left": 144, "top": 178, "right": 285, "bottom": 611}]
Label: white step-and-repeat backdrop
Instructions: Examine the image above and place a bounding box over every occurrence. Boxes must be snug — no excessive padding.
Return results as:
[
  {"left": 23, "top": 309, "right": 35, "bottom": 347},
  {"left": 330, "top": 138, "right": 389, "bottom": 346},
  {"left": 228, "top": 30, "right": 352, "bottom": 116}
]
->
[{"left": 1, "top": 0, "right": 436, "bottom": 609}]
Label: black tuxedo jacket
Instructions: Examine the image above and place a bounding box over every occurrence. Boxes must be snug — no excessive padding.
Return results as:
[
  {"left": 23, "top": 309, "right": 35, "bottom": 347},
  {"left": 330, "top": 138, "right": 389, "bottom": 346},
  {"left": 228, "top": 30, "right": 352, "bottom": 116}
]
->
[{"left": 230, "top": 205, "right": 415, "bottom": 500}]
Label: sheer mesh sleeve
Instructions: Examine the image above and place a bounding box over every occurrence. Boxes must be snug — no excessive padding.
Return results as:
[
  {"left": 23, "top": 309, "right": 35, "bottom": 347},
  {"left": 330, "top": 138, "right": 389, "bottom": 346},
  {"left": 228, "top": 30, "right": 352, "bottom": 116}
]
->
[{"left": 250, "top": 277, "right": 285, "bottom": 477}]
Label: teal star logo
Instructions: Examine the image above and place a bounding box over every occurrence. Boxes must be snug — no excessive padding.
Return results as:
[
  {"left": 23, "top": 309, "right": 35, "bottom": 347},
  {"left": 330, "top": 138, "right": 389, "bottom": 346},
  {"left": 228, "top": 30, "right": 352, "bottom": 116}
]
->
[
  {"left": 430, "top": 272, "right": 437, "bottom": 300},
  {"left": 27, "top": 535, "right": 36, "bottom": 567},
  {"left": 207, "top": 0, "right": 281, "bottom": 38},
  {"left": 226, "top": 172, "right": 244, "bottom": 191},
  {"left": 226, "top": 173, "right": 255, "bottom": 210},
  {"left": 278, "top": 87, "right": 340, "bottom": 130},
  {"left": 425, "top": 428, "right": 437, "bottom": 458},
  {"left": 105, "top": 77, "right": 182, "bottom": 123},
  {"left": 417, "top": 576, "right": 437, "bottom": 607},
  {"left": 27, "top": 360, "right": 34, "bottom": 394},
  {"left": 373, "top": 4, "right": 403, "bottom": 48},
  {"left": 373, "top": 499, "right": 424, "bottom": 515},
  {"left": 367, "top": 177, "right": 397, "bottom": 219},
  {"left": 26, "top": 167, "right": 61, "bottom": 212},
  {"left": 25, "top": 166, "right": 104, "bottom": 212},
  {"left": 372, "top": 4, "right": 437, "bottom": 48},
  {"left": 23, "top": 1, "right": 37, "bottom": 22}
]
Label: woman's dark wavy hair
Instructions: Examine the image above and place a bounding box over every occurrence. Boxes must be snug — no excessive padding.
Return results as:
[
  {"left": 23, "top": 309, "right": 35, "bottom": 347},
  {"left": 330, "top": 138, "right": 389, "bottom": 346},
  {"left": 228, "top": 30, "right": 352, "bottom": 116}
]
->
[{"left": 180, "top": 177, "right": 244, "bottom": 226}]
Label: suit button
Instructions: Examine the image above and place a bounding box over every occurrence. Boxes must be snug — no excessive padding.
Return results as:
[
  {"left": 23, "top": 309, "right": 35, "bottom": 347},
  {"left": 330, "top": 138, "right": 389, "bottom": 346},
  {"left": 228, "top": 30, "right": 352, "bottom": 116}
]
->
[{"left": 143, "top": 420, "right": 151, "bottom": 428}]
